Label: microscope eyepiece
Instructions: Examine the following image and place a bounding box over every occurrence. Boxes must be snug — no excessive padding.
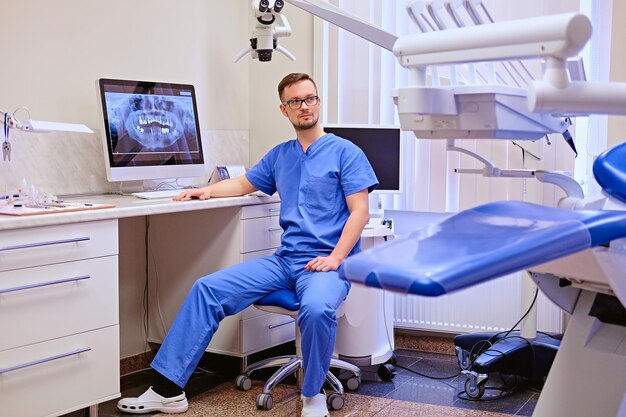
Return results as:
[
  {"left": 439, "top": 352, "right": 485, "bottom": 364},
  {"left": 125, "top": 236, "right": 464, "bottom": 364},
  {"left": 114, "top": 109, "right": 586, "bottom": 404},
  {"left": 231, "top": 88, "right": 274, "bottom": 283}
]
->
[
  {"left": 258, "top": 0, "right": 270, "bottom": 13},
  {"left": 274, "top": 0, "right": 284, "bottom": 13}
]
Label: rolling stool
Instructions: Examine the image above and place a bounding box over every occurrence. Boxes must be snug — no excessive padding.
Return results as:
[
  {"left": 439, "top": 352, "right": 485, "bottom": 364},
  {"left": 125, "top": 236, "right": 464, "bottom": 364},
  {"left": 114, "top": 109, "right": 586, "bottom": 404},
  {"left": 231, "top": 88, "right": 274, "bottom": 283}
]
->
[{"left": 235, "top": 289, "right": 362, "bottom": 411}]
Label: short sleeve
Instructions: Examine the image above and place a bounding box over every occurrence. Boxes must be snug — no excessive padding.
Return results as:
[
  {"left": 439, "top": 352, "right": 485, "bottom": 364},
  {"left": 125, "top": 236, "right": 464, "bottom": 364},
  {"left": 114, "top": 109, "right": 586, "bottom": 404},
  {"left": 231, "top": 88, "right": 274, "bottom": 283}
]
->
[
  {"left": 341, "top": 145, "right": 379, "bottom": 196},
  {"left": 245, "top": 147, "right": 278, "bottom": 196}
]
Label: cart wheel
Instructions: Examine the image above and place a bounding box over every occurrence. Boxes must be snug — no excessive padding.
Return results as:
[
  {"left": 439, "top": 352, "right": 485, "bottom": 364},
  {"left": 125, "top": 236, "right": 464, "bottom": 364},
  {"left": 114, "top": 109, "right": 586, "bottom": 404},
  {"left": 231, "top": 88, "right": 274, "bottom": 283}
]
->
[
  {"left": 388, "top": 353, "right": 398, "bottom": 366},
  {"left": 235, "top": 375, "right": 252, "bottom": 391},
  {"left": 256, "top": 393, "right": 273, "bottom": 410},
  {"left": 345, "top": 376, "right": 361, "bottom": 391},
  {"left": 377, "top": 363, "right": 396, "bottom": 382},
  {"left": 465, "top": 377, "right": 486, "bottom": 399},
  {"left": 327, "top": 393, "right": 344, "bottom": 410}
]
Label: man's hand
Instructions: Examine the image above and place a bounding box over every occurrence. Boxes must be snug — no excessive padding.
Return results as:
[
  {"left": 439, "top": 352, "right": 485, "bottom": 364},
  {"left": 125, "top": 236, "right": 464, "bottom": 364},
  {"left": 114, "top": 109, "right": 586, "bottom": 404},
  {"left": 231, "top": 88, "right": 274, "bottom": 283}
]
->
[
  {"left": 174, "top": 177, "right": 258, "bottom": 201},
  {"left": 305, "top": 255, "right": 343, "bottom": 272},
  {"left": 173, "top": 187, "right": 212, "bottom": 201}
]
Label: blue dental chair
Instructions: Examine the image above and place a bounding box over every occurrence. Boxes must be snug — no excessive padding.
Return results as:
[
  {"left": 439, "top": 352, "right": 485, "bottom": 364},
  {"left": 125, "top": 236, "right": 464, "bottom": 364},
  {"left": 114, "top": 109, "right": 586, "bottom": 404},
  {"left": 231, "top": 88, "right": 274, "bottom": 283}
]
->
[{"left": 340, "top": 141, "right": 626, "bottom": 417}]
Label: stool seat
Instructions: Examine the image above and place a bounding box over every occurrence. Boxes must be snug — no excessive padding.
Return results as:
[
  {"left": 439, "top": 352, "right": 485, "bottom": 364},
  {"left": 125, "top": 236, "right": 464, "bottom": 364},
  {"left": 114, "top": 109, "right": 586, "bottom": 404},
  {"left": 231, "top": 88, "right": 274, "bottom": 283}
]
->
[
  {"left": 235, "top": 289, "right": 361, "bottom": 412},
  {"left": 255, "top": 289, "right": 300, "bottom": 311}
]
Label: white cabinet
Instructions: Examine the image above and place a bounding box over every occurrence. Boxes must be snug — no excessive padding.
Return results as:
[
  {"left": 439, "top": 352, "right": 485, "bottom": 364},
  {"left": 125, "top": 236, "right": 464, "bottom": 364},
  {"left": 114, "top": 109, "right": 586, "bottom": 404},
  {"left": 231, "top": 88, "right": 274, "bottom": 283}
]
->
[
  {"left": 147, "top": 202, "right": 294, "bottom": 366},
  {"left": 0, "top": 220, "right": 120, "bottom": 417}
]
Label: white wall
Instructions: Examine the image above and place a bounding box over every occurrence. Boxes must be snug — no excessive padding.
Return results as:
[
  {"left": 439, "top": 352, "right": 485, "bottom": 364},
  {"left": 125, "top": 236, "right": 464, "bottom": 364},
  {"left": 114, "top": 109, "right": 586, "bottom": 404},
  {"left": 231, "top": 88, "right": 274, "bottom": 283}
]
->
[
  {"left": 608, "top": 1, "right": 626, "bottom": 148},
  {"left": 1, "top": 0, "right": 250, "bottom": 130}
]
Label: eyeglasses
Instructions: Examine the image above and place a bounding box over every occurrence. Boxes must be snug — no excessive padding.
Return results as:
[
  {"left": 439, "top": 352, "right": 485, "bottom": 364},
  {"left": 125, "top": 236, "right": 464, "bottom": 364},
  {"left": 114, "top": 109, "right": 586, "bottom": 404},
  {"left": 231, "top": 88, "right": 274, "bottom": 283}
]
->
[{"left": 282, "top": 95, "right": 319, "bottom": 110}]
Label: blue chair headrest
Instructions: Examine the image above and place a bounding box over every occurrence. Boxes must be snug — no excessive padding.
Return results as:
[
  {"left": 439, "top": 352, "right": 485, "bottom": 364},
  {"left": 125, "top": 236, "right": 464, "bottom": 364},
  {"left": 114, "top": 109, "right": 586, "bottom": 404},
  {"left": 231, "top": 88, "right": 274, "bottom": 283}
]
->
[{"left": 594, "top": 141, "right": 626, "bottom": 204}]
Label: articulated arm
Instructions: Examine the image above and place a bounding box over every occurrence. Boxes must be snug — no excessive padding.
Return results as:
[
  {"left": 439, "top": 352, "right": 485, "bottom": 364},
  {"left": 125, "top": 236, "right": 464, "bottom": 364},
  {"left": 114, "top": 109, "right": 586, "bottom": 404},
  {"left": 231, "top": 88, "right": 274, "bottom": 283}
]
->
[{"left": 284, "top": 0, "right": 397, "bottom": 52}]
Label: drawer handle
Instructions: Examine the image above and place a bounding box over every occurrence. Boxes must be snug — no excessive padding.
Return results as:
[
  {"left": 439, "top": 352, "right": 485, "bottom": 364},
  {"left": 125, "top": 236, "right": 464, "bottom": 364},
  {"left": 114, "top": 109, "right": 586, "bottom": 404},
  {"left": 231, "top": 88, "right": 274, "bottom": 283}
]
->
[
  {"left": 269, "top": 319, "right": 294, "bottom": 330},
  {"left": 268, "top": 228, "right": 282, "bottom": 232},
  {"left": 0, "top": 275, "right": 91, "bottom": 294},
  {"left": 0, "top": 236, "right": 91, "bottom": 252},
  {"left": 0, "top": 347, "right": 91, "bottom": 374},
  {"left": 268, "top": 208, "right": 281, "bottom": 214}
]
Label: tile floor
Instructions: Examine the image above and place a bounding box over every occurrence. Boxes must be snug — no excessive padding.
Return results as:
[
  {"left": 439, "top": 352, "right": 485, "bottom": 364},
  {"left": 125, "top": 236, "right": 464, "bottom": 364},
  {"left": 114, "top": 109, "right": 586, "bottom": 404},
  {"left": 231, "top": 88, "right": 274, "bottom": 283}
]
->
[{"left": 65, "top": 345, "right": 539, "bottom": 417}]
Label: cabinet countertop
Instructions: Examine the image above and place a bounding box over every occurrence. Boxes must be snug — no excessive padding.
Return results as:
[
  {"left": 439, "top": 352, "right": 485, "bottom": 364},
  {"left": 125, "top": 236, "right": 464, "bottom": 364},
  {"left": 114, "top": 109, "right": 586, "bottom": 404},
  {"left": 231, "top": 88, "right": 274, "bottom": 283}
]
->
[{"left": 0, "top": 193, "right": 280, "bottom": 231}]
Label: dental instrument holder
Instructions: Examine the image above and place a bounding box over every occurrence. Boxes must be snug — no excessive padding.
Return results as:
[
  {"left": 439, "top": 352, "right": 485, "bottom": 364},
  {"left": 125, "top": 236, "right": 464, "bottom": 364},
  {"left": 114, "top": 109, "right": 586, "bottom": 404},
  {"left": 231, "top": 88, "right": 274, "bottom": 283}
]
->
[{"left": 447, "top": 138, "right": 584, "bottom": 202}]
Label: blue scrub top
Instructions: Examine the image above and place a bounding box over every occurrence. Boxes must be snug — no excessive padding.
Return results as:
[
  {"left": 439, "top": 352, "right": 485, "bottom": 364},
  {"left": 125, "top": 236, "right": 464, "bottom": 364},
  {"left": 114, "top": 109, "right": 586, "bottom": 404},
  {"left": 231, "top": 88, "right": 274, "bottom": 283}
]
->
[{"left": 246, "top": 133, "right": 378, "bottom": 258}]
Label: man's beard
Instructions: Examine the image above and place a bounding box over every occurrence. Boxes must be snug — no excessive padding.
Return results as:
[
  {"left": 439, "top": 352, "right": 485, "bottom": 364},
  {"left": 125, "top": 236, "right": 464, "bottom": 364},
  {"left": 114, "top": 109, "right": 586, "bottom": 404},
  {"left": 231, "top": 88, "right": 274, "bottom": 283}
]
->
[{"left": 291, "top": 114, "right": 318, "bottom": 131}]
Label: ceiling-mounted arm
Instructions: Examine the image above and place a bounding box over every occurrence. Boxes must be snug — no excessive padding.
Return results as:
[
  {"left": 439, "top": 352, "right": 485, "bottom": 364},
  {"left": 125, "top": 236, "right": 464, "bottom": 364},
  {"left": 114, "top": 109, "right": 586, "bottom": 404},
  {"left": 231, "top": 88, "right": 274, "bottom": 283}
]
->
[{"left": 284, "top": 0, "right": 398, "bottom": 52}]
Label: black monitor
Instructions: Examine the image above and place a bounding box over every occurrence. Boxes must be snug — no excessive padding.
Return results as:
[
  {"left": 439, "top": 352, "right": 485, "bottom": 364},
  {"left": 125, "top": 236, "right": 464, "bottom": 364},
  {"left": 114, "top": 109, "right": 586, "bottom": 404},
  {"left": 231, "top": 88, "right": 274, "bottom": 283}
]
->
[
  {"left": 97, "top": 78, "right": 205, "bottom": 182},
  {"left": 324, "top": 125, "right": 402, "bottom": 194}
]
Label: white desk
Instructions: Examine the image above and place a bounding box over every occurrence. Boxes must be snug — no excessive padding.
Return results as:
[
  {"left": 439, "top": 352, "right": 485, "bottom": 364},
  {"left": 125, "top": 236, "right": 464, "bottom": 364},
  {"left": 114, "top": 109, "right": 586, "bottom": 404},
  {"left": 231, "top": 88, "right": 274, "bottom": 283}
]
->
[
  {"left": 0, "top": 193, "right": 281, "bottom": 417},
  {"left": 0, "top": 193, "right": 279, "bottom": 231}
]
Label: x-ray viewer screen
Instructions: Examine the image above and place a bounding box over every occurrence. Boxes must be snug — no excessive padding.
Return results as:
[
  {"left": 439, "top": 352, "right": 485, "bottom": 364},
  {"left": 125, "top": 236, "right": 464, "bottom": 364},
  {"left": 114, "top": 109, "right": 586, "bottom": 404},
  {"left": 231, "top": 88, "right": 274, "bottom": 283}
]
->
[{"left": 98, "top": 79, "right": 205, "bottom": 181}]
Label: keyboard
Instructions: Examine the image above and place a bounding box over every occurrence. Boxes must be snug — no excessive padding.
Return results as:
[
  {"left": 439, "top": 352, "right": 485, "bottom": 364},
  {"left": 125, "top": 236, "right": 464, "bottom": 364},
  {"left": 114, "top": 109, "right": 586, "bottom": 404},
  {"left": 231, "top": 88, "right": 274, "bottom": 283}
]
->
[{"left": 131, "top": 189, "right": 183, "bottom": 199}]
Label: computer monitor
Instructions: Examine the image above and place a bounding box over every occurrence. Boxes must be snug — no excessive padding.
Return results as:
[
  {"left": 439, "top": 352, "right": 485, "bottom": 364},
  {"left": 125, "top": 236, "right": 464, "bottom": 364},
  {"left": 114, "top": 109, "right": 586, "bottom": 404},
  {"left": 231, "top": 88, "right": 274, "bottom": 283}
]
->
[
  {"left": 324, "top": 125, "right": 402, "bottom": 194},
  {"left": 97, "top": 78, "right": 205, "bottom": 182}
]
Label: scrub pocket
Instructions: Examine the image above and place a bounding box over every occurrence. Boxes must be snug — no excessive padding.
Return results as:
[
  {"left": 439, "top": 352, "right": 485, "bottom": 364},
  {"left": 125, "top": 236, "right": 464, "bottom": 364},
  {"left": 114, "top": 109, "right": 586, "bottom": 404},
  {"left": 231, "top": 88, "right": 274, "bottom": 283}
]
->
[{"left": 304, "top": 176, "right": 341, "bottom": 212}]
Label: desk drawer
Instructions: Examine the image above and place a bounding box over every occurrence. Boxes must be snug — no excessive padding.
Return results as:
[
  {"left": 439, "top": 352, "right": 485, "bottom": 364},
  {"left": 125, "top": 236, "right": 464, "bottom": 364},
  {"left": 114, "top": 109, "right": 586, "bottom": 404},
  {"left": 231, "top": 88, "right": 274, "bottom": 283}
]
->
[
  {"left": 0, "top": 325, "right": 119, "bottom": 417},
  {"left": 241, "top": 216, "right": 281, "bottom": 253},
  {"left": 0, "top": 220, "right": 118, "bottom": 272},
  {"left": 0, "top": 256, "right": 119, "bottom": 351},
  {"left": 241, "top": 203, "right": 280, "bottom": 220},
  {"left": 241, "top": 312, "right": 295, "bottom": 354}
]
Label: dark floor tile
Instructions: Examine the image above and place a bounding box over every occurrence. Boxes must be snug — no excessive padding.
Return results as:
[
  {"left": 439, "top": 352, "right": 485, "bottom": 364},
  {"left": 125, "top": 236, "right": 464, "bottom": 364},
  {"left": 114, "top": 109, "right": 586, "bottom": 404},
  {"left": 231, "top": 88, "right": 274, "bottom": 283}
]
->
[
  {"left": 393, "top": 348, "right": 425, "bottom": 358},
  {"left": 452, "top": 381, "right": 536, "bottom": 415},
  {"left": 384, "top": 372, "right": 461, "bottom": 407},
  {"left": 393, "top": 353, "right": 420, "bottom": 374},
  {"left": 353, "top": 376, "right": 403, "bottom": 398},
  {"left": 397, "top": 354, "right": 464, "bottom": 380},
  {"left": 514, "top": 392, "right": 539, "bottom": 416}
]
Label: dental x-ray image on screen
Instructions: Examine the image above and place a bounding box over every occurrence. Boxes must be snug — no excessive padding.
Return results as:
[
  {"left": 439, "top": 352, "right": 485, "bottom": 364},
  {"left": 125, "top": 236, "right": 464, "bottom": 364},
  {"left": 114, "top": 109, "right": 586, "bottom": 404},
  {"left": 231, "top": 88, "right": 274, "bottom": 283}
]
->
[{"left": 97, "top": 79, "right": 205, "bottom": 182}]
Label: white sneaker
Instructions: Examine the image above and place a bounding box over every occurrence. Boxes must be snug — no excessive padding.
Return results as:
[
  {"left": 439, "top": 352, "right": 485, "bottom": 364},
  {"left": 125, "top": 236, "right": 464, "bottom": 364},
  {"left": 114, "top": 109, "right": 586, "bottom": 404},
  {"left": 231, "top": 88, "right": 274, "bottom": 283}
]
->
[
  {"left": 301, "top": 392, "right": 329, "bottom": 417},
  {"left": 117, "top": 386, "right": 189, "bottom": 414}
]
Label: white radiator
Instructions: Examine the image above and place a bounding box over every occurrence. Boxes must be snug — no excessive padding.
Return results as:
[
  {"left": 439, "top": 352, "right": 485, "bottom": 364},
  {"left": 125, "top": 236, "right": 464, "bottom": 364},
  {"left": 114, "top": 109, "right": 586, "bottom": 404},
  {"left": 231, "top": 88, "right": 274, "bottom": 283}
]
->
[{"left": 393, "top": 271, "right": 563, "bottom": 334}]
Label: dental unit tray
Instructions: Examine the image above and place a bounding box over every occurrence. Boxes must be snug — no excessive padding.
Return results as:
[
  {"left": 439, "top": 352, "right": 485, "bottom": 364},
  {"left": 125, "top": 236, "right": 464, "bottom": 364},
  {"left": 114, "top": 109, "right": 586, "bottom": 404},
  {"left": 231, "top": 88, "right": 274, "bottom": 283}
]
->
[{"left": 392, "top": 85, "right": 570, "bottom": 140}]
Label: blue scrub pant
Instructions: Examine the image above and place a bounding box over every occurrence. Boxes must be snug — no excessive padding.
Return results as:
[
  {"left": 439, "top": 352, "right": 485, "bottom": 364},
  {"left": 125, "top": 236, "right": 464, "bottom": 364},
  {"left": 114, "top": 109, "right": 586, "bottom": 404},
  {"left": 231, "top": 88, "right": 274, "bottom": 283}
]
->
[{"left": 151, "top": 253, "right": 351, "bottom": 397}]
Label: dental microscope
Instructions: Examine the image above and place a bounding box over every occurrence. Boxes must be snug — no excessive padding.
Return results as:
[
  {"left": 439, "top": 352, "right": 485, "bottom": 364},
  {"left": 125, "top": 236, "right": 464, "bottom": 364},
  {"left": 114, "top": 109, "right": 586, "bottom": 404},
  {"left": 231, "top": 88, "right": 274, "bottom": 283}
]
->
[{"left": 233, "top": 0, "right": 296, "bottom": 63}]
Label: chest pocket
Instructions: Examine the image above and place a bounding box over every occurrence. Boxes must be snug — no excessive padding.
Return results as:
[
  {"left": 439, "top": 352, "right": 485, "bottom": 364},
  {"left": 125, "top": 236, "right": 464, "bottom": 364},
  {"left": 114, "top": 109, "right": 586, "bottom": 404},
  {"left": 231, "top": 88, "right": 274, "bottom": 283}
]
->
[{"left": 304, "top": 176, "right": 342, "bottom": 212}]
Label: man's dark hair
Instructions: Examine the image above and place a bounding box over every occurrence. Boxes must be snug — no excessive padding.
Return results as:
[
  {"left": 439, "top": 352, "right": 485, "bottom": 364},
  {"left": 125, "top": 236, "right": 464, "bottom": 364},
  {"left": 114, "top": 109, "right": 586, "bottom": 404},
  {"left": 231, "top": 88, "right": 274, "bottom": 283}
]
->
[{"left": 278, "top": 73, "right": 318, "bottom": 100}]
